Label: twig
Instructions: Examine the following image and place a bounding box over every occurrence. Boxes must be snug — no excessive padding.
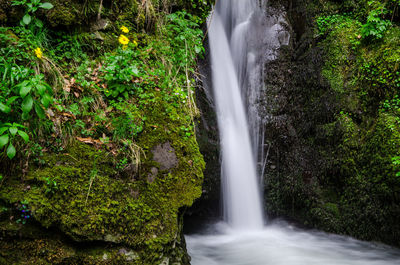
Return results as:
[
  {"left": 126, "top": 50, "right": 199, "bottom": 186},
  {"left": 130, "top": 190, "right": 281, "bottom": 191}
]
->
[{"left": 260, "top": 142, "right": 271, "bottom": 179}]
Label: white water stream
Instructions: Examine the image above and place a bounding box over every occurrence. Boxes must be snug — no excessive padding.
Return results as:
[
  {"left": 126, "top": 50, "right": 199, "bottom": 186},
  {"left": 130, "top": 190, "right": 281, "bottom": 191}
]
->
[
  {"left": 208, "top": 0, "right": 264, "bottom": 229},
  {"left": 185, "top": 0, "right": 400, "bottom": 264}
]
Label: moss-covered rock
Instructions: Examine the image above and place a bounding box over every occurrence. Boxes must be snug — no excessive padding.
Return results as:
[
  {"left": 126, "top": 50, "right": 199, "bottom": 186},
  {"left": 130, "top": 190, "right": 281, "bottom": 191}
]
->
[
  {"left": 0, "top": 0, "right": 209, "bottom": 262},
  {"left": 264, "top": 0, "right": 400, "bottom": 247},
  {"left": 1, "top": 121, "right": 204, "bottom": 263}
]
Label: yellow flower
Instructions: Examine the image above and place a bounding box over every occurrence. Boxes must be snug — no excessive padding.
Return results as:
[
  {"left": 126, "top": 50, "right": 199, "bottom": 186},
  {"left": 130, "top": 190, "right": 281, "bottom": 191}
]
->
[
  {"left": 133, "top": 40, "right": 138, "bottom": 47},
  {"left": 120, "top": 26, "right": 129, "bottom": 33},
  {"left": 34, "top": 47, "right": 42, "bottom": 59},
  {"left": 118, "top": 34, "right": 130, "bottom": 45}
]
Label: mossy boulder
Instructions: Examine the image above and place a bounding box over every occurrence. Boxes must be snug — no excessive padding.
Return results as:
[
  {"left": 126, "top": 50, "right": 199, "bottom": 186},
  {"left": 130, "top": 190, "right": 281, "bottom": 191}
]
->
[{"left": 0, "top": 105, "right": 205, "bottom": 264}]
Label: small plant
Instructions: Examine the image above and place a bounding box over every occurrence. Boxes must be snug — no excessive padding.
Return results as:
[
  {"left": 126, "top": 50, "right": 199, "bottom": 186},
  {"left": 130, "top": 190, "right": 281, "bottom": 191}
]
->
[
  {"left": 392, "top": 156, "right": 400, "bottom": 178},
  {"left": 43, "top": 176, "right": 58, "bottom": 194},
  {"left": 30, "top": 143, "right": 45, "bottom": 165},
  {"left": 101, "top": 48, "right": 141, "bottom": 100},
  {"left": 12, "top": 0, "right": 54, "bottom": 28},
  {"left": 116, "top": 157, "right": 128, "bottom": 170},
  {"left": 14, "top": 74, "right": 53, "bottom": 119},
  {"left": 180, "top": 125, "right": 192, "bottom": 138},
  {"left": 382, "top": 95, "right": 400, "bottom": 112},
  {"left": 16, "top": 201, "right": 31, "bottom": 224},
  {"left": 0, "top": 122, "right": 29, "bottom": 159},
  {"left": 361, "top": 7, "right": 392, "bottom": 41},
  {"left": 316, "top": 14, "right": 349, "bottom": 36},
  {"left": 85, "top": 152, "right": 101, "bottom": 205},
  {"left": 165, "top": 11, "right": 204, "bottom": 67},
  {"left": 100, "top": 26, "right": 143, "bottom": 100},
  {"left": 111, "top": 102, "right": 144, "bottom": 139}
]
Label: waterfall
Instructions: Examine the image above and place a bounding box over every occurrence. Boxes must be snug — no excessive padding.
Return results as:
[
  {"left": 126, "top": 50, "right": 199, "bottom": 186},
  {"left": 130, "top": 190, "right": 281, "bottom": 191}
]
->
[
  {"left": 208, "top": 0, "right": 265, "bottom": 229},
  {"left": 186, "top": 2, "right": 400, "bottom": 264}
]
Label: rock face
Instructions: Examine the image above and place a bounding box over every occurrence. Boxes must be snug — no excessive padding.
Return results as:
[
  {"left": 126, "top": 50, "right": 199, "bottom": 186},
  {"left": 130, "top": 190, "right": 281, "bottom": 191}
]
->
[
  {"left": 262, "top": 0, "right": 400, "bottom": 247},
  {"left": 184, "top": 48, "right": 222, "bottom": 227}
]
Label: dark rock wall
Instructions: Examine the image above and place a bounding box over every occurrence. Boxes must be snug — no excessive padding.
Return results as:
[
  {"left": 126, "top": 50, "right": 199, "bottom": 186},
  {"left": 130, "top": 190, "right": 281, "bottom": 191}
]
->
[
  {"left": 184, "top": 39, "right": 222, "bottom": 230},
  {"left": 263, "top": 0, "right": 400, "bottom": 247}
]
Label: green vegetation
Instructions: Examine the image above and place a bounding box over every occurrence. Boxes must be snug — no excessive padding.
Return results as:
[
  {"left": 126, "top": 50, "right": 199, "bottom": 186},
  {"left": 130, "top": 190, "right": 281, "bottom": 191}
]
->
[
  {"left": 12, "top": 0, "right": 54, "bottom": 28},
  {"left": 0, "top": 0, "right": 210, "bottom": 263}
]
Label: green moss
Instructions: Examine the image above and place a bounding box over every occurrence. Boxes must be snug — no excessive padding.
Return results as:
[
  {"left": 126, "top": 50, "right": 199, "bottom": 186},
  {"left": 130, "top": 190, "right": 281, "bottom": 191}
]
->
[
  {"left": 46, "top": 0, "right": 83, "bottom": 27},
  {"left": 0, "top": 0, "right": 207, "bottom": 262},
  {"left": 0, "top": 121, "right": 204, "bottom": 262}
]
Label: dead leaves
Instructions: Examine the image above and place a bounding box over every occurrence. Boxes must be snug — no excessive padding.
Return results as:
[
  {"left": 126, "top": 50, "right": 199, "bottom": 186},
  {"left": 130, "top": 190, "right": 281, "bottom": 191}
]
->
[
  {"left": 76, "top": 136, "right": 103, "bottom": 145},
  {"left": 76, "top": 135, "right": 118, "bottom": 155}
]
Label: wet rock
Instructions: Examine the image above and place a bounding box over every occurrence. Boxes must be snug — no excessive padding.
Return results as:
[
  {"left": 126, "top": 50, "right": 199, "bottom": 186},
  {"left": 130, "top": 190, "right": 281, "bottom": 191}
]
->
[{"left": 90, "top": 18, "right": 111, "bottom": 32}]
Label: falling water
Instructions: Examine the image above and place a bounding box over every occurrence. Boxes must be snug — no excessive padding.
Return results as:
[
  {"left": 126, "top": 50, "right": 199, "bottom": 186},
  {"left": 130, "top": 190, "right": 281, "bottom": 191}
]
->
[
  {"left": 208, "top": 0, "right": 264, "bottom": 229},
  {"left": 185, "top": 0, "right": 400, "bottom": 264}
]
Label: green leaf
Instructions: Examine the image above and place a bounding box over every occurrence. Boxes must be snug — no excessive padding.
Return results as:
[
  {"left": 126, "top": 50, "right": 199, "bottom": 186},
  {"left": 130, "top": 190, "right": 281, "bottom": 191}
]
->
[
  {"left": 34, "top": 104, "right": 45, "bottom": 119},
  {"left": 39, "top": 2, "right": 53, "bottom": 9},
  {"left": 34, "top": 18, "right": 43, "bottom": 28},
  {"left": 194, "top": 46, "right": 202, "bottom": 54},
  {"left": 36, "top": 84, "right": 46, "bottom": 96},
  {"left": 16, "top": 80, "right": 30, "bottom": 87},
  {"left": 7, "top": 96, "right": 20, "bottom": 105},
  {"left": 7, "top": 143, "right": 16, "bottom": 159},
  {"left": 20, "top": 84, "right": 32, "bottom": 97},
  {"left": 0, "top": 103, "right": 11, "bottom": 113},
  {"left": 13, "top": 123, "right": 25, "bottom": 128},
  {"left": 22, "top": 95, "right": 33, "bottom": 113},
  {"left": 9, "top": 127, "right": 18, "bottom": 136},
  {"left": 22, "top": 112, "right": 30, "bottom": 120},
  {"left": 17, "top": 130, "right": 29, "bottom": 143},
  {"left": 23, "top": 14, "right": 31, "bottom": 25},
  {"left": 41, "top": 94, "right": 52, "bottom": 108},
  {"left": 0, "top": 135, "right": 9, "bottom": 148},
  {"left": 0, "top": 127, "right": 8, "bottom": 135}
]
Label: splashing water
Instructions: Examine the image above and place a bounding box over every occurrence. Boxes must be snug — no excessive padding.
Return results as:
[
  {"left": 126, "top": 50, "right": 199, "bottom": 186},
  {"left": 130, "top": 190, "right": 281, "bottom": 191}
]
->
[{"left": 186, "top": 221, "right": 400, "bottom": 265}]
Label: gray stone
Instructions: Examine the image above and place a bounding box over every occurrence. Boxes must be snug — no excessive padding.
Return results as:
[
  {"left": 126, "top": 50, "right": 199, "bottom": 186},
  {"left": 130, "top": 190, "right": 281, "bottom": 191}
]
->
[
  {"left": 147, "top": 167, "right": 158, "bottom": 183},
  {"left": 151, "top": 142, "right": 178, "bottom": 170}
]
